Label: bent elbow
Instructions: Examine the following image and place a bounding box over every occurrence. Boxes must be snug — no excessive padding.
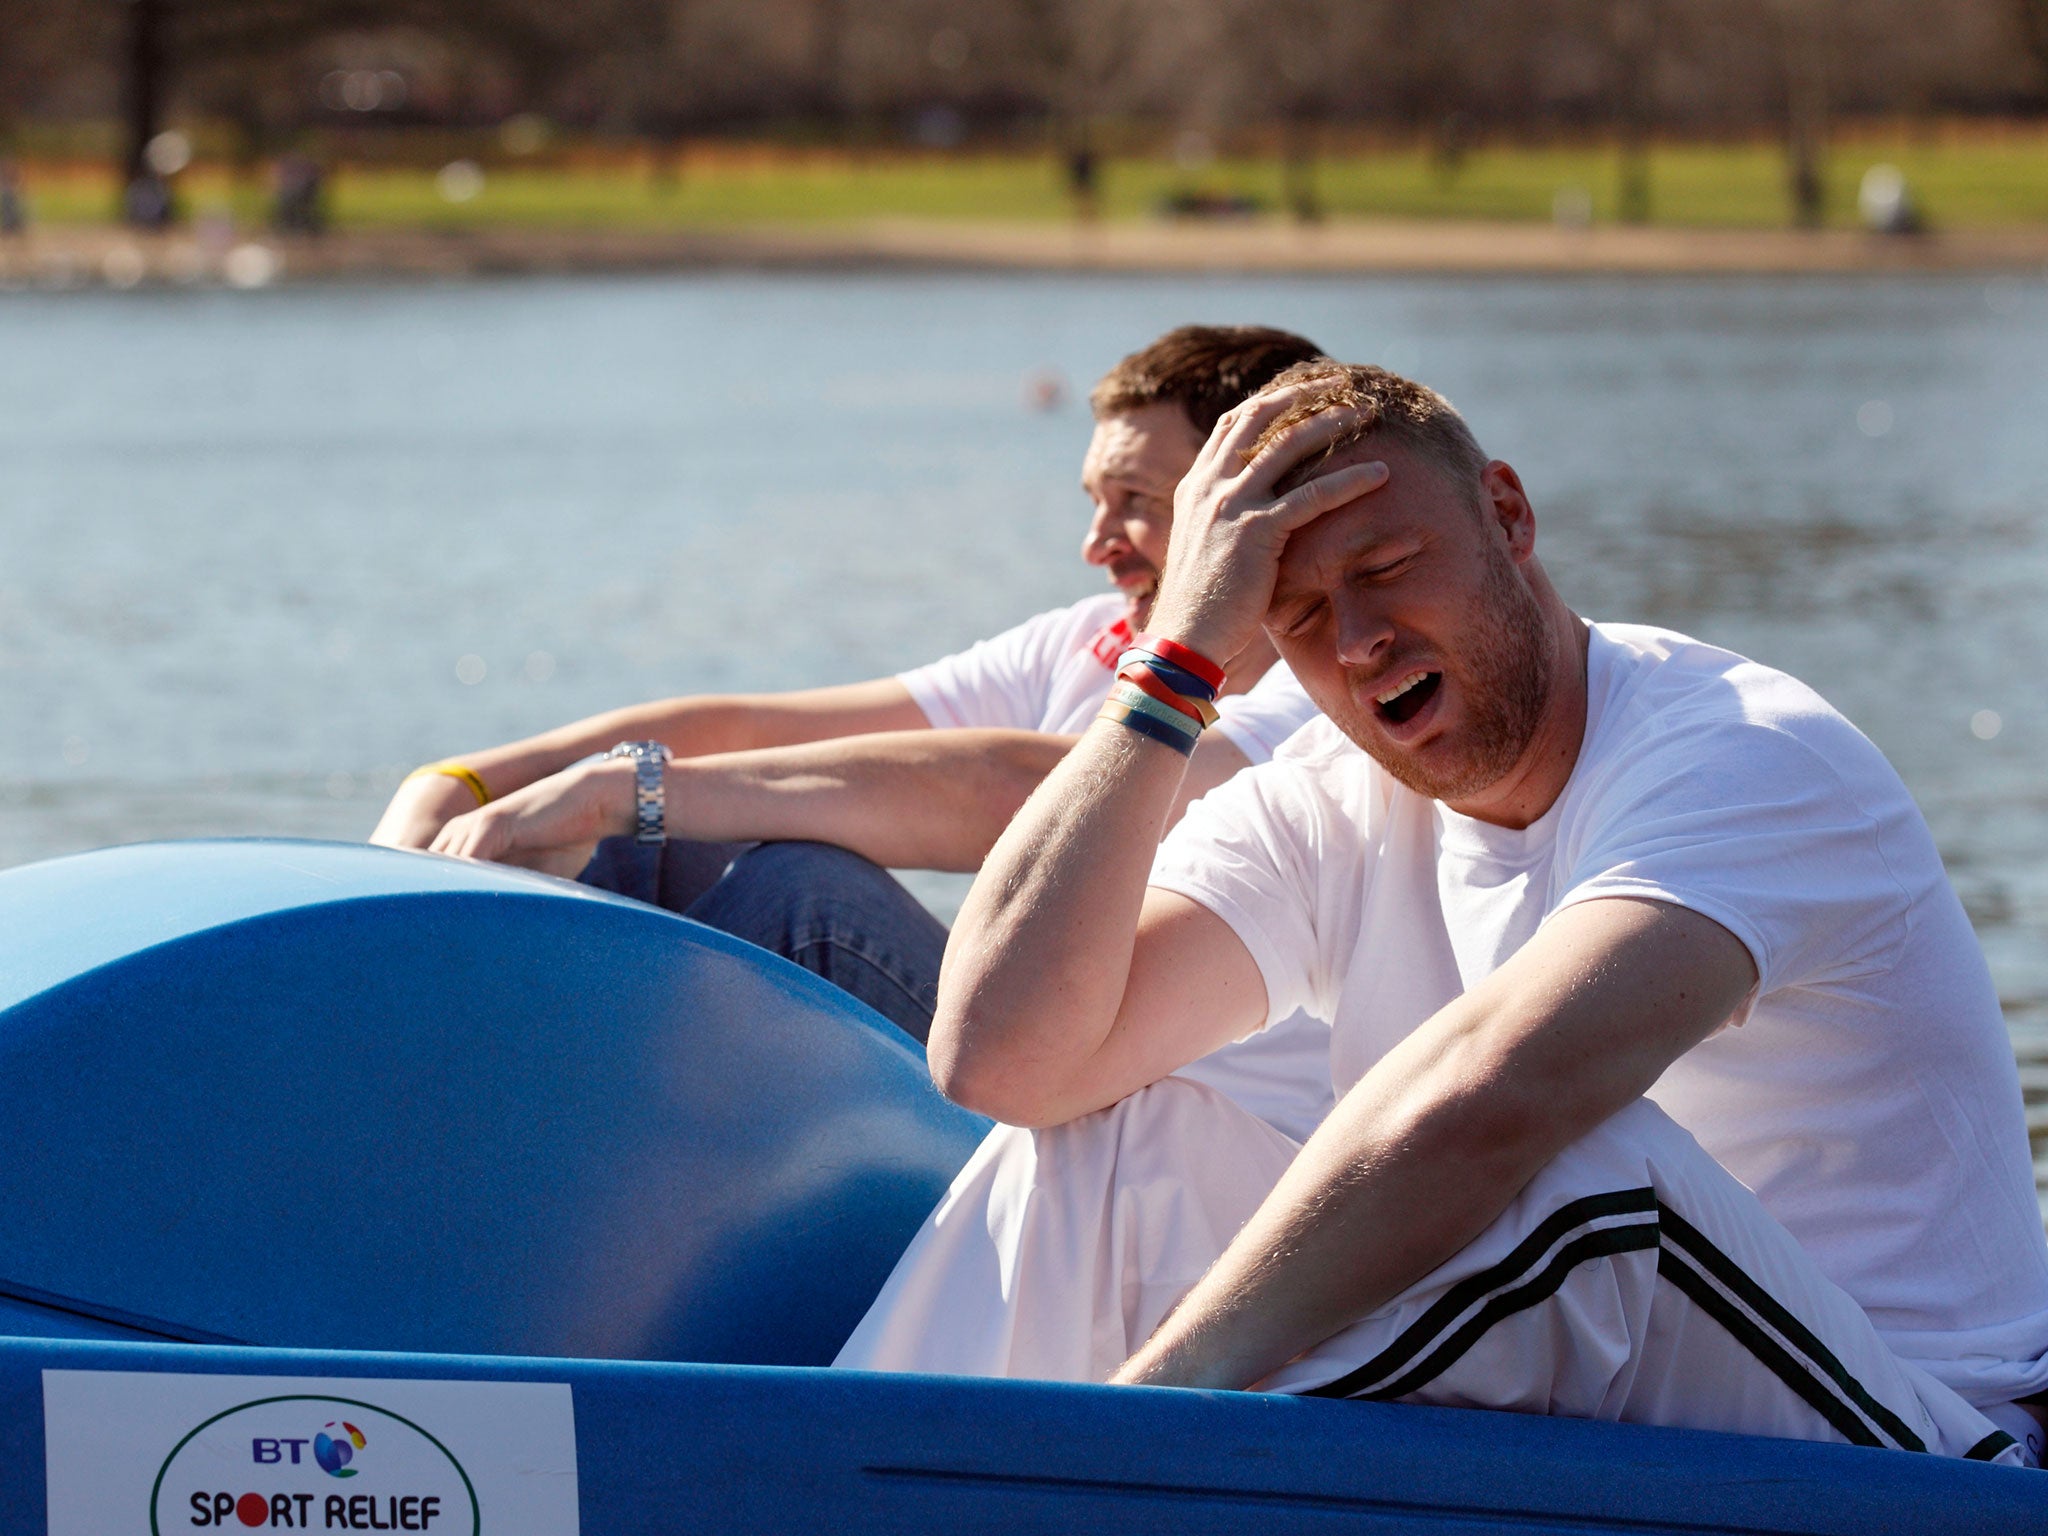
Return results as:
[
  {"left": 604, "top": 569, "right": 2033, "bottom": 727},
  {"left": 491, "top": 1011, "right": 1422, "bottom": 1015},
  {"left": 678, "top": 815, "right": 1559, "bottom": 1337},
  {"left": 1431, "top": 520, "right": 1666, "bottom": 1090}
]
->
[
  {"left": 931, "top": 1049, "right": 1034, "bottom": 1126},
  {"left": 928, "top": 1028, "right": 1068, "bottom": 1129}
]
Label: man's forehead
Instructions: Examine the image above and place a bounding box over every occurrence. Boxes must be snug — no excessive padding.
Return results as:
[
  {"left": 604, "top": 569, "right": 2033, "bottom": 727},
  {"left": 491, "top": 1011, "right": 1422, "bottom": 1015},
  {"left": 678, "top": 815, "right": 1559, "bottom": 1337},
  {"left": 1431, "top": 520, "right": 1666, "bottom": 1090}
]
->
[
  {"left": 1270, "top": 446, "right": 1438, "bottom": 592},
  {"left": 1083, "top": 406, "right": 1200, "bottom": 483},
  {"left": 1271, "top": 499, "right": 1400, "bottom": 591}
]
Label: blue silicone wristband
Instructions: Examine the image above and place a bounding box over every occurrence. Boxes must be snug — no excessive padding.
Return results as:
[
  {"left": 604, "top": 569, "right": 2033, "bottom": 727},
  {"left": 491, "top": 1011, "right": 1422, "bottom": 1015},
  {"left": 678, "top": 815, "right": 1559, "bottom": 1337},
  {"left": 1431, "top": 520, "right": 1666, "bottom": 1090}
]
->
[{"left": 1100, "top": 704, "right": 1197, "bottom": 757}]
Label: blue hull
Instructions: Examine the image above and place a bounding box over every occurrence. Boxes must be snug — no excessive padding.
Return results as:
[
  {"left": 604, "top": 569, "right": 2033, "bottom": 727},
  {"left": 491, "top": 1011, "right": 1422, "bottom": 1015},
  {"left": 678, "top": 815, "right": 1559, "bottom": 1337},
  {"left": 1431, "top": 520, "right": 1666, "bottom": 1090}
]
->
[{"left": 1, "top": 840, "right": 2039, "bottom": 1532}]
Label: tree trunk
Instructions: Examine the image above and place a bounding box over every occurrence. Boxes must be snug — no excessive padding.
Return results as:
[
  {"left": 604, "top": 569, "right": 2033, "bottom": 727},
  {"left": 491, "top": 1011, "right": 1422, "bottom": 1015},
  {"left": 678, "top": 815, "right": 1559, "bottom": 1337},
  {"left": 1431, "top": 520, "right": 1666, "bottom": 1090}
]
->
[
  {"left": 2017, "top": 0, "right": 2048, "bottom": 85},
  {"left": 119, "top": 0, "right": 167, "bottom": 199},
  {"left": 1785, "top": 74, "right": 1826, "bottom": 229},
  {"left": 1617, "top": 124, "right": 1651, "bottom": 224},
  {"left": 227, "top": 85, "right": 264, "bottom": 216},
  {"left": 811, "top": 0, "right": 845, "bottom": 126},
  {"left": 1062, "top": 115, "right": 1099, "bottom": 222},
  {"left": 1282, "top": 115, "right": 1321, "bottom": 223},
  {"left": 1610, "top": 0, "right": 1655, "bottom": 225}
]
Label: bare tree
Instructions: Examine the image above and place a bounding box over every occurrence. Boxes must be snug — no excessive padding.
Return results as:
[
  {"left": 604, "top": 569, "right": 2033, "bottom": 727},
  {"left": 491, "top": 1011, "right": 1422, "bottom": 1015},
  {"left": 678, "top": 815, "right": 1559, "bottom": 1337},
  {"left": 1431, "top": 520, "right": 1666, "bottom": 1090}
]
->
[
  {"left": 2015, "top": 0, "right": 2048, "bottom": 83},
  {"left": 1201, "top": 0, "right": 1388, "bottom": 222},
  {"left": 1006, "top": 0, "right": 1152, "bottom": 217},
  {"left": 118, "top": 0, "right": 170, "bottom": 205},
  {"left": 0, "top": 0, "right": 2025, "bottom": 221},
  {"left": 1748, "top": 0, "right": 1838, "bottom": 227},
  {"left": 1603, "top": 0, "right": 1661, "bottom": 222}
]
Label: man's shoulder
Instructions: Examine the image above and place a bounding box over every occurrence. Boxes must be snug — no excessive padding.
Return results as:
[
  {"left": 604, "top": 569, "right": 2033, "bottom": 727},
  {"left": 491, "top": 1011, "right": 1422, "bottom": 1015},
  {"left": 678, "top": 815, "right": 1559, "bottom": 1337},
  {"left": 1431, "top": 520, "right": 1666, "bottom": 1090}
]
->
[
  {"left": 979, "top": 591, "right": 1129, "bottom": 658},
  {"left": 1581, "top": 621, "right": 1912, "bottom": 817},
  {"left": 1591, "top": 622, "right": 1875, "bottom": 757},
  {"left": 1026, "top": 591, "right": 1129, "bottom": 633},
  {"left": 915, "top": 591, "right": 1126, "bottom": 673}
]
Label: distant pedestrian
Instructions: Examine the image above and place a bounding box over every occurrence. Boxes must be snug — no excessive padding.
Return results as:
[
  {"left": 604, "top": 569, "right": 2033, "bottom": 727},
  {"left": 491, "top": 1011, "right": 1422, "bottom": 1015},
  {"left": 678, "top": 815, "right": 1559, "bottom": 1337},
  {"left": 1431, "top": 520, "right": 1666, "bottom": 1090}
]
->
[
  {"left": 124, "top": 172, "right": 174, "bottom": 230},
  {"left": 1065, "top": 144, "right": 1099, "bottom": 222},
  {"left": 272, "top": 154, "right": 327, "bottom": 236},
  {"left": 0, "top": 161, "right": 26, "bottom": 235}
]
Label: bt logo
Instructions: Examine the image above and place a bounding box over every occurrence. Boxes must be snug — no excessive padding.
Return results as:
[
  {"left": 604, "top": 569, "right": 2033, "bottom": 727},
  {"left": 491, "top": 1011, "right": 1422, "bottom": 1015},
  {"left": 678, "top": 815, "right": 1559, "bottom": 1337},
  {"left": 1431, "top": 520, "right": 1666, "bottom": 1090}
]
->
[
  {"left": 316, "top": 1422, "right": 367, "bottom": 1478},
  {"left": 251, "top": 1421, "right": 367, "bottom": 1478}
]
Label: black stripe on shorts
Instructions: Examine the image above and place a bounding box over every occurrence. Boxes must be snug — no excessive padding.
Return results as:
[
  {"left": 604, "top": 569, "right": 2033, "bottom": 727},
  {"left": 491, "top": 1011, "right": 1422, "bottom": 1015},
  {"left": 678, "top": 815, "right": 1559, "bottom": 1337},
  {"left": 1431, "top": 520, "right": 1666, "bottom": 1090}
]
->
[
  {"left": 1656, "top": 1202, "right": 1927, "bottom": 1454},
  {"left": 1304, "top": 1187, "right": 1659, "bottom": 1401}
]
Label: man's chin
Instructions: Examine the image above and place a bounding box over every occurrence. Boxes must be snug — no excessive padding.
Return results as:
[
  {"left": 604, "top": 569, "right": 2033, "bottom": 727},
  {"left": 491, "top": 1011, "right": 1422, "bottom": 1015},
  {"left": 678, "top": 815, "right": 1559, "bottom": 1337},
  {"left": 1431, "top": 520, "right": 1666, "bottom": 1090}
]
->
[
  {"left": 1328, "top": 707, "right": 1460, "bottom": 799},
  {"left": 1333, "top": 713, "right": 1518, "bottom": 805}
]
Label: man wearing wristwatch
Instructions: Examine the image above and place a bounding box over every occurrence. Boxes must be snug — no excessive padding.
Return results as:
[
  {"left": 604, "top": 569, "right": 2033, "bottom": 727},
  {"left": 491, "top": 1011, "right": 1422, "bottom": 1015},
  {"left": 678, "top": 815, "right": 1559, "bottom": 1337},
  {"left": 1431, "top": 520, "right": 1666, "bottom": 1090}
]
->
[{"left": 371, "top": 325, "right": 1338, "bottom": 1143}]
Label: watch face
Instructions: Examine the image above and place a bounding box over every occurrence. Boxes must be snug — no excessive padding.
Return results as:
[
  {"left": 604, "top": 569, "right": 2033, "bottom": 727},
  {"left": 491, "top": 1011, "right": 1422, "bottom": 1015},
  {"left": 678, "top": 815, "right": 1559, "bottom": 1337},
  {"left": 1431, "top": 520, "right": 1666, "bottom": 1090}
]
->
[{"left": 609, "top": 740, "right": 670, "bottom": 764}]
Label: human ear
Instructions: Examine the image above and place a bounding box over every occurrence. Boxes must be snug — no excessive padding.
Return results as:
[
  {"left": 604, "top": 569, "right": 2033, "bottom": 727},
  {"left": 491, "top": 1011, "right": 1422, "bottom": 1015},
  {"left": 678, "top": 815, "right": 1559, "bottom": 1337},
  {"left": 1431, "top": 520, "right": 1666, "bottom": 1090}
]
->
[{"left": 1480, "top": 460, "right": 1536, "bottom": 561}]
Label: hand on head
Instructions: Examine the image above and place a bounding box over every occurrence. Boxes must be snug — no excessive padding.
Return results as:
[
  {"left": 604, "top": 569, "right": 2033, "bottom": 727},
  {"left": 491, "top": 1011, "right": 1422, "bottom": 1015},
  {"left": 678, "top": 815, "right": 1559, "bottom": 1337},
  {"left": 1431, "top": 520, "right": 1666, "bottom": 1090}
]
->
[{"left": 1146, "top": 383, "right": 1389, "bottom": 670}]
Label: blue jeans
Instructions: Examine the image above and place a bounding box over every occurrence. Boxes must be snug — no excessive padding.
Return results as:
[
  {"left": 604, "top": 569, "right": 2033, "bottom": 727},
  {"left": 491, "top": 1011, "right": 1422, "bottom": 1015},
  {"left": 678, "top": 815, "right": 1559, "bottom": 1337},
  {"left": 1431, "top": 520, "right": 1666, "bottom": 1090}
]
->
[{"left": 578, "top": 838, "right": 947, "bottom": 1044}]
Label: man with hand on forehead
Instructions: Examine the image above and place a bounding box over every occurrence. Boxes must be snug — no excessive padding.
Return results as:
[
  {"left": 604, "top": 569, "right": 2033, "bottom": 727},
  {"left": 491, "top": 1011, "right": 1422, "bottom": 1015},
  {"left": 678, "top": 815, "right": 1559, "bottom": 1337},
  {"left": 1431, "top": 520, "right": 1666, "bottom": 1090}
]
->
[
  {"left": 372, "top": 325, "right": 1334, "bottom": 1140},
  {"left": 838, "top": 361, "right": 2048, "bottom": 1462}
]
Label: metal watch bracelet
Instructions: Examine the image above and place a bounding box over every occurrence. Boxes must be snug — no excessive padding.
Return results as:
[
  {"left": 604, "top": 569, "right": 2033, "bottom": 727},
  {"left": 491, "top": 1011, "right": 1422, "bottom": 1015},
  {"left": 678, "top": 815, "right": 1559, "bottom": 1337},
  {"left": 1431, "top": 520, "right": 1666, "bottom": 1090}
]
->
[{"left": 603, "top": 740, "right": 672, "bottom": 846}]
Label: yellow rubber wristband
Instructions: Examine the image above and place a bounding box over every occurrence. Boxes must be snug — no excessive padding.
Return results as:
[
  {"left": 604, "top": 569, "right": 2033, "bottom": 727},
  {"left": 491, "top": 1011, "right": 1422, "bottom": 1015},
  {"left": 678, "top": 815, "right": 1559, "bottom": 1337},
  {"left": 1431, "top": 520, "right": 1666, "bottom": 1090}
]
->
[{"left": 406, "top": 761, "right": 491, "bottom": 807}]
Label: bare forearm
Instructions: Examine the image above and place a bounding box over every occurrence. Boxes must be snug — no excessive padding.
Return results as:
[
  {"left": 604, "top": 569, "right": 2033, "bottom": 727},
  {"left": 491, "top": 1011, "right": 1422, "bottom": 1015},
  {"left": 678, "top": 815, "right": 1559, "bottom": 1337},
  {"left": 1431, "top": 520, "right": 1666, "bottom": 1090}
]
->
[
  {"left": 1114, "top": 1025, "right": 1549, "bottom": 1388},
  {"left": 669, "top": 730, "right": 1074, "bottom": 872},
  {"left": 929, "top": 719, "right": 1191, "bottom": 1121},
  {"left": 375, "top": 679, "right": 927, "bottom": 850},
  {"left": 1114, "top": 900, "right": 1758, "bottom": 1389},
  {"left": 459, "top": 685, "right": 925, "bottom": 797}
]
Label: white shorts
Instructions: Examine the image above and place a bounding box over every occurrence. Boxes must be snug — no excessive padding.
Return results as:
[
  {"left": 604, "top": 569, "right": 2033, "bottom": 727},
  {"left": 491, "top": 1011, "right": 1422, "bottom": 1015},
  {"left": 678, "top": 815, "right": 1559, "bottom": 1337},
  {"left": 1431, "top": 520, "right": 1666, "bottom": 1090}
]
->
[{"left": 835, "top": 1081, "right": 2028, "bottom": 1466}]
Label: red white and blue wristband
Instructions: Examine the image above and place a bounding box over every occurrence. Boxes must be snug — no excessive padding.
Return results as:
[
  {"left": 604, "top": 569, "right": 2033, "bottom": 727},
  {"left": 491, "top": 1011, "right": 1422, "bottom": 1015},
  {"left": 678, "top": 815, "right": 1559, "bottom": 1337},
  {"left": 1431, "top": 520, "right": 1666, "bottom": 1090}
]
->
[
  {"left": 1098, "top": 636, "right": 1227, "bottom": 758},
  {"left": 1130, "top": 633, "right": 1227, "bottom": 693},
  {"left": 1117, "top": 661, "right": 1220, "bottom": 726}
]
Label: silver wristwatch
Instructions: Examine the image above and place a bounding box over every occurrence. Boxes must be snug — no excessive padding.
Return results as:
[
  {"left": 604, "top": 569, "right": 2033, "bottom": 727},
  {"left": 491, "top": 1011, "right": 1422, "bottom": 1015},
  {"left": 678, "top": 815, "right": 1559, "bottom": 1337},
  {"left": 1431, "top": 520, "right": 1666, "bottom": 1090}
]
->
[{"left": 604, "top": 740, "right": 672, "bottom": 845}]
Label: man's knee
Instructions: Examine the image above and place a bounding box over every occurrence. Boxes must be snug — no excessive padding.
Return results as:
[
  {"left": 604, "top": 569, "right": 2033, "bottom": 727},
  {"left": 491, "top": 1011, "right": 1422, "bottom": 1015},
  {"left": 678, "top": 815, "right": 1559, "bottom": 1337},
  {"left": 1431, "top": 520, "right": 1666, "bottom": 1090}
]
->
[
  {"left": 580, "top": 836, "right": 752, "bottom": 913},
  {"left": 696, "top": 841, "right": 898, "bottom": 932},
  {"left": 727, "top": 838, "right": 887, "bottom": 888},
  {"left": 685, "top": 841, "right": 948, "bottom": 1040}
]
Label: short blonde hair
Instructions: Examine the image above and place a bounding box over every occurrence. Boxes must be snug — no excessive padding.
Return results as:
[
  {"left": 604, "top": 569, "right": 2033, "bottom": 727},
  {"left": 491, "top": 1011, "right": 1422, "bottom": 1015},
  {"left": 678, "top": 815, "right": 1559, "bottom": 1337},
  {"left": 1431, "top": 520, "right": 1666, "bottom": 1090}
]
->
[{"left": 1254, "top": 360, "right": 1488, "bottom": 498}]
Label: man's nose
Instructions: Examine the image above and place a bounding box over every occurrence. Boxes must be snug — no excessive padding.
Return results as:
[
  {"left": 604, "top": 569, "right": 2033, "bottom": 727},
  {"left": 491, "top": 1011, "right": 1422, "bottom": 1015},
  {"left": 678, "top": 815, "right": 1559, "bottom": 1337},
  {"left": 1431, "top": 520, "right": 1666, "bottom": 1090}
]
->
[
  {"left": 1332, "top": 595, "right": 1395, "bottom": 667},
  {"left": 1080, "top": 502, "right": 1128, "bottom": 565}
]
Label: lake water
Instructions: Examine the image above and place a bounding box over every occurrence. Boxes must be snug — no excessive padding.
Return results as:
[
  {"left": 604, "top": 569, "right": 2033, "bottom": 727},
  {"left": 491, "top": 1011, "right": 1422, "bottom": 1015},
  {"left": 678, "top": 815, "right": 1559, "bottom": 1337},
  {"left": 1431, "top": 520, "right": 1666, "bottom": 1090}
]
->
[{"left": 2, "top": 269, "right": 2044, "bottom": 1202}]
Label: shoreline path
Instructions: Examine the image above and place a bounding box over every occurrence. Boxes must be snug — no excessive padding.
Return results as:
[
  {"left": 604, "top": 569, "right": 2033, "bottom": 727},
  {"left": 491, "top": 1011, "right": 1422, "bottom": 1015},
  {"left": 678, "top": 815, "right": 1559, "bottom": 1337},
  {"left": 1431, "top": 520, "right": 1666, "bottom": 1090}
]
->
[{"left": 6, "top": 217, "right": 2048, "bottom": 286}]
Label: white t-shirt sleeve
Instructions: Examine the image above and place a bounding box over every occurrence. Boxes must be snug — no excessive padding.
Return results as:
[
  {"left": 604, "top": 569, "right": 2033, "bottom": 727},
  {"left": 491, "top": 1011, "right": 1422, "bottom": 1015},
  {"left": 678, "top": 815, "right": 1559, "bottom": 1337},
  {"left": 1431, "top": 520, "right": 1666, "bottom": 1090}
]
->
[
  {"left": 1551, "top": 717, "right": 1911, "bottom": 1001},
  {"left": 897, "top": 606, "right": 1088, "bottom": 732},
  {"left": 1211, "top": 663, "right": 1320, "bottom": 765},
  {"left": 1147, "top": 727, "right": 1364, "bottom": 1031}
]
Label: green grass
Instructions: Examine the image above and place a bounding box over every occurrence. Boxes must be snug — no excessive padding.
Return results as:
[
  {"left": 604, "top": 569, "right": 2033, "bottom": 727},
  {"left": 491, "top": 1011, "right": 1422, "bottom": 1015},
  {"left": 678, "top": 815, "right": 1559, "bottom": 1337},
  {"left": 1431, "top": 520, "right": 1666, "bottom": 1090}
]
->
[{"left": 14, "top": 130, "right": 2048, "bottom": 231}]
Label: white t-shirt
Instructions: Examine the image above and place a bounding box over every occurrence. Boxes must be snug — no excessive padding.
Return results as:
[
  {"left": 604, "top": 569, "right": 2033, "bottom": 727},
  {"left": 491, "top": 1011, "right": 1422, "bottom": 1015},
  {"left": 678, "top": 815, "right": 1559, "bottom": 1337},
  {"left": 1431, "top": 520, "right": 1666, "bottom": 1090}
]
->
[
  {"left": 901, "top": 592, "right": 1333, "bottom": 1142},
  {"left": 900, "top": 592, "right": 1314, "bottom": 767},
  {"left": 1150, "top": 620, "right": 2048, "bottom": 1407}
]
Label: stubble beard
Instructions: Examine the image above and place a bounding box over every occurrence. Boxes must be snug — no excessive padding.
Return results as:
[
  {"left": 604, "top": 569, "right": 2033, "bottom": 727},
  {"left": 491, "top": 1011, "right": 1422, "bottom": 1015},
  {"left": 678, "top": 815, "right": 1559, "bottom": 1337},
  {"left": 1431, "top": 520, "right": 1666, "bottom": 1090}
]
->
[{"left": 1340, "top": 544, "right": 1554, "bottom": 804}]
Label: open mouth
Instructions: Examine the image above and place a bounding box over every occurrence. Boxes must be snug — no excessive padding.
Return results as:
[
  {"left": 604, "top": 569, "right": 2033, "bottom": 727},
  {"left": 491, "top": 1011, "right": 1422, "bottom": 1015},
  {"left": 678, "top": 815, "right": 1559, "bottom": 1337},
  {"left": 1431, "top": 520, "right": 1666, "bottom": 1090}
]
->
[{"left": 1373, "top": 670, "right": 1441, "bottom": 726}]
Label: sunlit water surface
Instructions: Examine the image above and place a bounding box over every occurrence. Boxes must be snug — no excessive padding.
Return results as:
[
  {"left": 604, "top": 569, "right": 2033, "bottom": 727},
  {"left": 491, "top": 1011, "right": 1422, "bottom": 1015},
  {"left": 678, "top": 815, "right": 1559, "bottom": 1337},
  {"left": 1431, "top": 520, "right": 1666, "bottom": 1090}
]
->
[{"left": 2, "top": 270, "right": 2044, "bottom": 1204}]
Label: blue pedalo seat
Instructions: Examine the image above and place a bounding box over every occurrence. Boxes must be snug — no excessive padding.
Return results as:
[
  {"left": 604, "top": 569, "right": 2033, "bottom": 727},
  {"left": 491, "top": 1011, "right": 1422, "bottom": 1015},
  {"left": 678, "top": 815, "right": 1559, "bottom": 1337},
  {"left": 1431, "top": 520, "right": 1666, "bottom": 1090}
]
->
[
  {"left": 0, "top": 839, "right": 987, "bottom": 1364},
  {"left": 1, "top": 840, "right": 2041, "bottom": 1534}
]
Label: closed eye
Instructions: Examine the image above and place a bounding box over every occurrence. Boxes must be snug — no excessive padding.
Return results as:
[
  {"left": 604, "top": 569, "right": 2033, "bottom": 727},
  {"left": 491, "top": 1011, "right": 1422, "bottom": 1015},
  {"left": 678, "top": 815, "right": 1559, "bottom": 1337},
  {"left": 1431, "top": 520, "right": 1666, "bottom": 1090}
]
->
[
  {"left": 1357, "top": 554, "right": 1415, "bottom": 583},
  {"left": 1277, "top": 597, "right": 1325, "bottom": 637}
]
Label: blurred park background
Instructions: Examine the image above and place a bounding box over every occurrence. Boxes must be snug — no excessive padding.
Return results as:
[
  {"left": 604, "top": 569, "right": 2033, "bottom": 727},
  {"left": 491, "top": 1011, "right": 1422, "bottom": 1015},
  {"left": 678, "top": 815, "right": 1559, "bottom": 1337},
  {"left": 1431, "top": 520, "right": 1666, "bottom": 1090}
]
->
[
  {"left": 1, "top": 4, "right": 2045, "bottom": 1199},
  {"left": 1, "top": 0, "right": 2048, "bottom": 270}
]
